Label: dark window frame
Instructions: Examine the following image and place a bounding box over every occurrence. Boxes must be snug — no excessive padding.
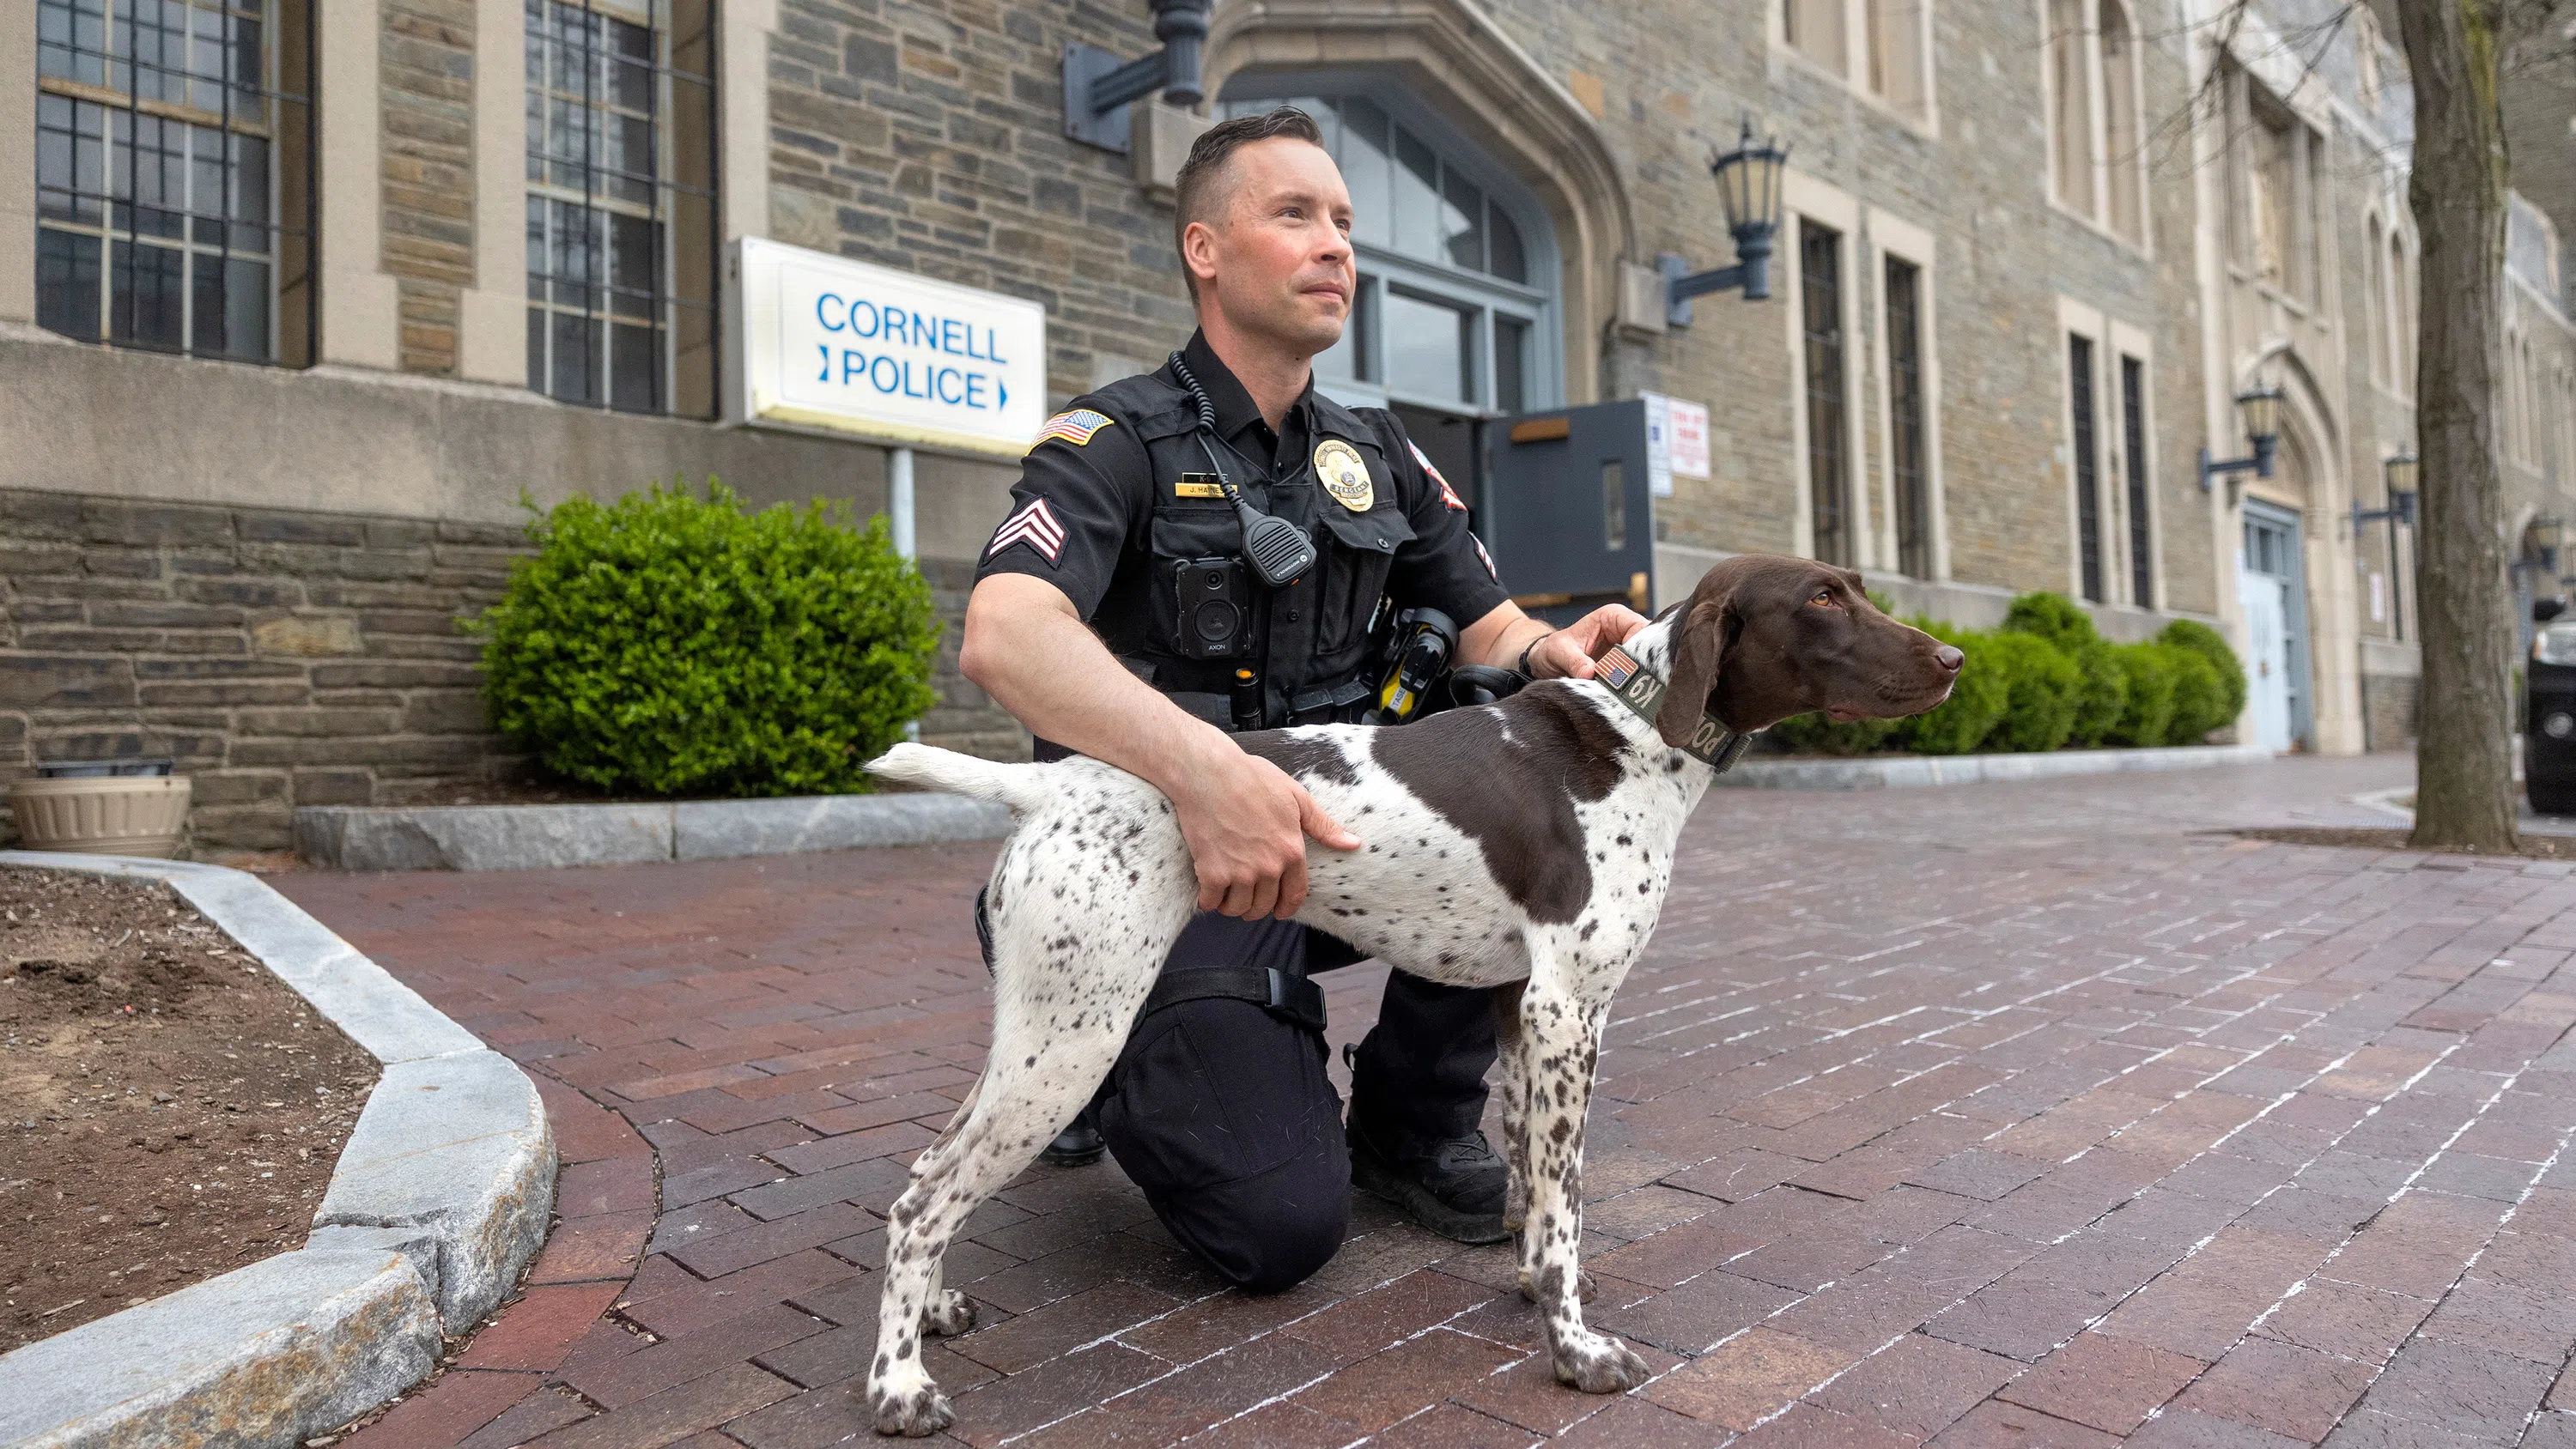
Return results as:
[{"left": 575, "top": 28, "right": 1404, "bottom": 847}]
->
[
  {"left": 35, "top": 0, "right": 315, "bottom": 365},
  {"left": 1801, "top": 218, "right": 1850, "bottom": 568},
  {"left": 524, "top": 0, "right": 718, "bottom": 417},
  {"left": 2070, "top": 331, "right": 2103, "bottom": 603},
  {"left": 2121, "top": 352, "right": 2152, "bottom": 608},
  {"left": 1886, "top": 255, "right": 1930, "bottom": 579}
]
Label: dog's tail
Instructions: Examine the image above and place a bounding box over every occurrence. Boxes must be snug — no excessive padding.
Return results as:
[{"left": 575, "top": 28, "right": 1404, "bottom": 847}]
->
[{"left": 866, "top": 742, "right": 1052, "bottom": 815}]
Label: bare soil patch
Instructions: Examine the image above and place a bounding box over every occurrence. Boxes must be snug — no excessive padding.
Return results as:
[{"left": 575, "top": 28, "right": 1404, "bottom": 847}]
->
[
  {"left": 1, "top": 868, "right": 379, "bottom": 1350},
  {"left": 2232, "top": 826, "right": 2576, "bottom": 859}
]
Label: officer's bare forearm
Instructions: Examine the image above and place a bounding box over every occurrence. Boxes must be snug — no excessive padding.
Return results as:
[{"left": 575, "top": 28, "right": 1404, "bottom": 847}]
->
[
  {"left": 959, "top": 573, "right": 1237, "bottom": 795},
  {"left": 1461, "top": 601, "right": 1552, "bottom": 673}
]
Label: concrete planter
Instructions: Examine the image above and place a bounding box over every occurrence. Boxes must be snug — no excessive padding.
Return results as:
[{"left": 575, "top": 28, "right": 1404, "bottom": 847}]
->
[
  {"left": 295, "top": 790, "right": 1013, "bottom": 871},
  {"left": 9, "top": 774, "right": 192, "bottom": 857},
  {"left": 1717, "top": 741, "right": 2275, "bottom": 790}
]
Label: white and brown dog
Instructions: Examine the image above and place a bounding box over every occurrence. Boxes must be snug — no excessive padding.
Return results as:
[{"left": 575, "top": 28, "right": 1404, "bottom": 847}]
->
[{"left": 858, "top": 555, "right": 1963, "bottom": 1435}]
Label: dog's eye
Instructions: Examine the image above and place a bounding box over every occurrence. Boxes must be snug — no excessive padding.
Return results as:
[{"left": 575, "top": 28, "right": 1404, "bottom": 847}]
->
[{"left": 1809, "top": 589, "right": 1838, "bottom": 608}]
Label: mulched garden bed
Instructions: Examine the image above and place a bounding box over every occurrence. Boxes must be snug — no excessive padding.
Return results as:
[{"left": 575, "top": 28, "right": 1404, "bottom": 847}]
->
[
  {"left": 2232, "top": 826, "right": 2576, "bottom": 859},
  {"left": 1, "top": 867, "right": 380, "bottom": 1351}
]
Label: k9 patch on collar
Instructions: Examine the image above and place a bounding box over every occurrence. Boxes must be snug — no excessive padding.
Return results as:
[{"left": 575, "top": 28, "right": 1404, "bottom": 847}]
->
[{"left": 1597, "top": 646, "right": 1666, "bottom": 714}]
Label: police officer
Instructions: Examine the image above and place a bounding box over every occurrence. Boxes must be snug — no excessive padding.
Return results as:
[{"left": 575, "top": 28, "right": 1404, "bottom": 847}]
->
[{"left": 959, "top": 106, "right": 1645, "bottom": 1293}]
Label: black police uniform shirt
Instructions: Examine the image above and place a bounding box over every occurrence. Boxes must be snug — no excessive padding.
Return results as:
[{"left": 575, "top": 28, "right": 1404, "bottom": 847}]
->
[{"left": 974, "top": 330, "right": 1509, "bottom": 725}]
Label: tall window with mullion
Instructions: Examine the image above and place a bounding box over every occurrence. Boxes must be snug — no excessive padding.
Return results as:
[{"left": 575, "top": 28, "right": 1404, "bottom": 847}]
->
[
  {"left": 35, "top": 0, "right": 314, "bottom": 362},
  {"left": 524, "top": 0, "right": 716, "bottom": 416}
]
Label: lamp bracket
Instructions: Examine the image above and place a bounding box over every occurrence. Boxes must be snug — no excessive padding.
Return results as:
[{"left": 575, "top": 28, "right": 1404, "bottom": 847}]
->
[{"left": 1063, "top": 0, "right": 1211, "bottom": 154}]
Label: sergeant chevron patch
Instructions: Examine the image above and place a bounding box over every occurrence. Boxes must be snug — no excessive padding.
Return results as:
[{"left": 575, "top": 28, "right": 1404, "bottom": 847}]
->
[{"left": 986, "top": 498, "right": 1066, "bottom": 563}]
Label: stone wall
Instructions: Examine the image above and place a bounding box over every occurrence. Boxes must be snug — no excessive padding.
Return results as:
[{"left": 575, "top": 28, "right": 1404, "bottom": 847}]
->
[
  {"left": 381, "top": 0, "right": 477, "bottom": 377},
  {"left": 0, "top": 487, "right": 1011, "bottom": 850},
  {"left": 2361, "top": 670, "right": 2418, "bottom": 754}
]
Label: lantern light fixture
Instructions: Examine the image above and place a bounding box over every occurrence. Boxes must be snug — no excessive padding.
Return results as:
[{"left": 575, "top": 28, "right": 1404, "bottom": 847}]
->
[
  {"left": 1662, "top": 118, "right": 1792, "bottom": 324},
  {"left": 2200, "top": 383, "right": 2285, "bottom": 501}
]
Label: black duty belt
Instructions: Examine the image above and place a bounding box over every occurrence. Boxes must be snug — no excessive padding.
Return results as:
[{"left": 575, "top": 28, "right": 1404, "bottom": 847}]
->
[{"left": 1141, "top": 964, "right": 1327, "bottom": 1032}]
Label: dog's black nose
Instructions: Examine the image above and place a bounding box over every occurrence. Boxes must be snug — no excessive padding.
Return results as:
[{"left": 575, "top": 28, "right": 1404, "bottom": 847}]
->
[{"left": 1935, "top": 645, "right": 1964, "bottom": 672}]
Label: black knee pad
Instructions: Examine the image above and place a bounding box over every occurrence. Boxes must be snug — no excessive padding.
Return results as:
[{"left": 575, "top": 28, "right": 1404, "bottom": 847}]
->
[{"left": 1096, "top": 992, "right": 1351, "bottom": 1293}]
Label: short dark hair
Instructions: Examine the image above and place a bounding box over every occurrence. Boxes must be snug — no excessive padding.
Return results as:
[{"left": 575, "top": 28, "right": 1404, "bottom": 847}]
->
[{"left": 1172, "top": 106, "right": 1327, "bottom": 301}]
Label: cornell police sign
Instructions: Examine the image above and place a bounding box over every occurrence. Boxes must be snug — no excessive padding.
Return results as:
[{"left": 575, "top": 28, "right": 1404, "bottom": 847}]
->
[{"left": 730, "top": 237, "right": 1049, "bottom": 458}]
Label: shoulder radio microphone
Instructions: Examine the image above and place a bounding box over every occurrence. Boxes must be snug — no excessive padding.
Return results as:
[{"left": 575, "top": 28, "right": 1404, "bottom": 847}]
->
[{"left": 1168, "top": 350, "right": 1319, "bottom": 589}]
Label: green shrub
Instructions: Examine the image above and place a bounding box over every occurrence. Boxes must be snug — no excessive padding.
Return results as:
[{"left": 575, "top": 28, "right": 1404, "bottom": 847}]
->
[
  {"left": 1980, "top": 632, "right": 2082, "bottom": 752},
  {"left": 1768, "top": 710, "right": 1901, "bottom": 756},
  {"left": 474, "top": 479, "right": 939, "bottom": 797},
  {"left": 2105, "top": 643, "right": 2177, "bottom": 747},
  {"left": 1897, "top": 623, "right": 2011, "bottom": 755},
  {"left": 2001, "top": 592, "right": 2125, "bottom": 747},
  {"left": 2001, "top": 591, "right": 2099, "bottom": 654},
  {"left": 2157, "top": 618, "right": 2247, "bottom": 724},
  {"left": 2161, "top": 644, "right": 2232, "bottom": 746}
]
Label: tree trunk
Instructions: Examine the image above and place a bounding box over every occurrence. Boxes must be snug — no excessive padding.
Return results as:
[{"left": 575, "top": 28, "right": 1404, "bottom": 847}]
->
[{"left": 2401, "top": 0, "right": 2520, "bottom": 854}]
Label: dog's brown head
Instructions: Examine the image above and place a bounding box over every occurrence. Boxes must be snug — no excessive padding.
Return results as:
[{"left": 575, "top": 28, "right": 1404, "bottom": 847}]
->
[{"left": 1656, "top": 555, "right": 1963, "bottom": 743}]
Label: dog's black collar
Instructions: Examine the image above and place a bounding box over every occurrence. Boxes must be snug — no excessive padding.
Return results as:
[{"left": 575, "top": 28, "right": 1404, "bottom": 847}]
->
[{"left": 1592, "top": 646, "right": 1751, "bottom": 774}]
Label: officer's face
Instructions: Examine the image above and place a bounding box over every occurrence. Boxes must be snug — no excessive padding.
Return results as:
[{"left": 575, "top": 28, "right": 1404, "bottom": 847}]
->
[{"left": 1191, "top": 137, "right": 1357, "bottom": 358}]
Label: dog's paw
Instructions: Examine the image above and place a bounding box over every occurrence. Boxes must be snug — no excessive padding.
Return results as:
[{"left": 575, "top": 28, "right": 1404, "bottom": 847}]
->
[
  {"left": 1551, "top": 1331, "right": 1651, "bottom": 1394},
  {"left": 870, "top": 1376, "right": 956, "bottom": 1438},
  {"left": 1518, "top": 1265, "right": 1599, "bottom": 1305},
  {"left": 920, "top": 1288, "right": 976, "bottom": 1337}
]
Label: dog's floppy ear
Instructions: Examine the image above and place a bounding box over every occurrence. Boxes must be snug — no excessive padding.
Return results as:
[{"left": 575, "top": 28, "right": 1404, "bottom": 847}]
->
[{"left": 1656, "top": 592, "right": 1730, "bottom": 747}]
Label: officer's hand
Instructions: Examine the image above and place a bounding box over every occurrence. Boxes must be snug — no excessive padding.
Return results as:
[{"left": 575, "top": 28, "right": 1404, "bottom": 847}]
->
[
  {"left": 1169, "top": 743, "right": 1362, "bottom": 921},
  {"left": 1528, "top": 603, "right": 1652, "bottom": 680}
]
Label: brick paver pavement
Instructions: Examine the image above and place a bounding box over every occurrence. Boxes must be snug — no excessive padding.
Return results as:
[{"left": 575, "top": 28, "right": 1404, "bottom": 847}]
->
[{"left": 273, "top": 755, "right": 2576, "bottom": 1449}]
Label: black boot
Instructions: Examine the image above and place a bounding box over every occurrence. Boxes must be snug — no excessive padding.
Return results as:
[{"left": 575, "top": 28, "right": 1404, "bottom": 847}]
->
[
  {"left": 1347, "top": 1113, "right": 1510, "bottom": 1244},
  {"left": 1041, "top": 1102, "right": 1106, "bottom": 1167}
]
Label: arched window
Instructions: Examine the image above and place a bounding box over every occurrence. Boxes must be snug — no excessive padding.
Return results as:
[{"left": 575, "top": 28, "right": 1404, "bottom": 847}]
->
[
  {"left": 2099, "top": 0, "right": 2142, "bottom": 243},
  {"left": 1218, "top": 88, "right": 1559, "bottom": 417},
  {"left": 2048, "top": 0, "right": 2093, "bottom": 216}
]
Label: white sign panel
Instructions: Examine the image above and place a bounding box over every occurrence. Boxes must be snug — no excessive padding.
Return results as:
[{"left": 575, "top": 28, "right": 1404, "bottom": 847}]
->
[
  {"left": 1639, "top": 393, "right": 1710, "bottom": 498},
  {"left": 734, "top": 237, "right": 1048, "bottom": 458},
  {"left": 1668, "top": 397, "right": 1710, "bottom": 480},
  {"left": 1643, "top": 391, "right": 1674, "bottom": 498}
]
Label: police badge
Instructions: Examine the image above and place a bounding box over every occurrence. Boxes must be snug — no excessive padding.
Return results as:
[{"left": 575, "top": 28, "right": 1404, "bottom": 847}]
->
[{"left": 1313, "top": 439, "right": 1373, "bottom": 512}]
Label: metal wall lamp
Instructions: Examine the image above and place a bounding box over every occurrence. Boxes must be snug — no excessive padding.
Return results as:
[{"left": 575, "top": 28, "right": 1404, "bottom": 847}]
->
[
  {"left": 2516, "top": 516, "right": 2568, "bottom": 580},
  {"left": 1064, "top": 0, "right": 1211, "bottom": 153},
  {"left": 2198, "top": 385, "right": 2283, "bottom": 502},
  {"left": 2349, "top": 451, "right": 2419, "bottom": 536},
  {"left": 1662, "top": 119, "right": 1790, "bottom": 325}
]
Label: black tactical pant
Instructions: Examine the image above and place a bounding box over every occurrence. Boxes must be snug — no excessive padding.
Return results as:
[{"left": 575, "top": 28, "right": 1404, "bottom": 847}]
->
[{"left": 1092, "top": 912, "right": 1498, "bottom": 1293}]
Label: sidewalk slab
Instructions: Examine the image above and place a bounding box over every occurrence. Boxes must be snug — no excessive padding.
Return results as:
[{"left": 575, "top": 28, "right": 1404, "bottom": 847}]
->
[{"left": 1719, "top": 740, "right": 2271, "bottom": 790}]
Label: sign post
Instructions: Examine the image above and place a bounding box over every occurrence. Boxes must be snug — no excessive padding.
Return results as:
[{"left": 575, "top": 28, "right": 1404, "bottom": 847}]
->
[{"left": 731, "top": 237, "right": 1050, "bottom": 459}]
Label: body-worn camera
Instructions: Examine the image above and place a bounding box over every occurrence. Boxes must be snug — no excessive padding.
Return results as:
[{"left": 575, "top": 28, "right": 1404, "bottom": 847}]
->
[{"left": 1173, "top": 556, "right": 1252, "bottom": 659}]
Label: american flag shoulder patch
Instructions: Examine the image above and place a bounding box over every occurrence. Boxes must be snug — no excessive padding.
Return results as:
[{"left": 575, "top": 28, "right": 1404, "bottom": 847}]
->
[
  {"left": 1033, "top": 409, "right": 1115, "bottom": 448},
  {"left": 986, "top": 497, "right": 1067, "bottom": 564},
  {"left": 1410, "top": 441, "right": 1468, "bottom": 511}
]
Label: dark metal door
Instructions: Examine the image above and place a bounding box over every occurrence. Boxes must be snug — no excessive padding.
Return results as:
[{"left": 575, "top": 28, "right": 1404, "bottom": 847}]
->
[{"left": 1480, "top": 399, "right": 1654, "bottom": 626}]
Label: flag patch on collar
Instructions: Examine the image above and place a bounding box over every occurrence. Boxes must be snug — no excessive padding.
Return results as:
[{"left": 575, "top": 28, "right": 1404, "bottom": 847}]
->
[
  {"left": 986, "top": 498, "right": 1066, "bottom": 563},
  {"left": 1598, "top": 646, "right": 1642, "bottom": 690},
  {"left": 1034, "top": 409, "right": 1114, "bottom": 447},
  {"left": 1410, "top": 441, "right": 1468, "bottom": 510}
]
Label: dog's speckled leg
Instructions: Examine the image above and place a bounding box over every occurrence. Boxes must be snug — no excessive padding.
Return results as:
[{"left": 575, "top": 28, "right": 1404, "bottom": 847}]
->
[{"left": 1516, "top": 949, "right": 1649, "bottom": 1395}]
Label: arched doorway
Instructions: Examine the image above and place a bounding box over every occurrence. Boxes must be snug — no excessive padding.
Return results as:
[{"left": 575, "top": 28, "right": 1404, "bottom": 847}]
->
[
  {"left": 2241, "top": 427, "right": 2318, "bottom": 751},
  {"left": 1217, "top": 82, "right": 1564, "bottom": 501}
]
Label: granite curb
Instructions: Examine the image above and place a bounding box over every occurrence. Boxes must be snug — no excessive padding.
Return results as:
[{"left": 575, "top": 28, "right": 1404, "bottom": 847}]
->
[
  {"left": 1717, "top": 740, "right": 2274, "bottom": 789},
  {"left": 294, "top": 789, "right": 1013, "bottom": 871},
  {"left": 0, "top": 850, "right": 557, "bottom": 1449}
]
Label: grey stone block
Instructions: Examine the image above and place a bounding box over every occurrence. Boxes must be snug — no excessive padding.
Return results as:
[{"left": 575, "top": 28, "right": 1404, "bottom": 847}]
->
[
  {"left": 673, "top": 791, "right": 1013, "bottom": 860},
  {"left": 0, "top": 852, "right": 483, "bottom": 1064},
  {"left": 0, "top": 1247, "right": 440, "bottom": 1449},
  {"left": 295, "top": 800, "right": 673, "bottom": 870},
  {"left": 1716, "top": 742, "right": 2274, "bottom": 791},
  {"left": 315, "top": 1050, "right": 556, "bottom": 1331}
]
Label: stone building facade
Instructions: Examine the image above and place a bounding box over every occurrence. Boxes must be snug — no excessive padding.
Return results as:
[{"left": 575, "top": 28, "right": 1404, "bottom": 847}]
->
[{"left": 0, "top": 0, "right": 2567, "bottom": 847}]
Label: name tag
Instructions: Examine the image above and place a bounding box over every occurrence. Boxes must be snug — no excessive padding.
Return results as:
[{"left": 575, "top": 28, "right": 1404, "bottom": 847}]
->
[{"left": 1175, "top": 474, "right": 1225, "bottom": 500}]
